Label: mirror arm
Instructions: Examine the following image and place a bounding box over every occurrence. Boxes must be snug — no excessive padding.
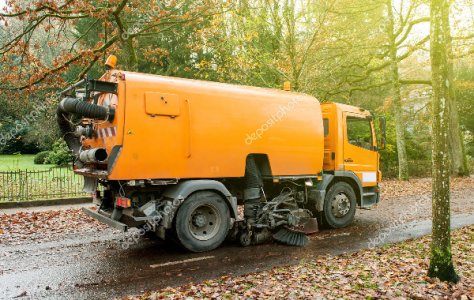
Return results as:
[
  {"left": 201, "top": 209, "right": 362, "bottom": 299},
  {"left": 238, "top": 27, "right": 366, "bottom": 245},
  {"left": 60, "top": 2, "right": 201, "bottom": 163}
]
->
[{"left": 373, "top": 115, "right": 387, "bottom": 151}]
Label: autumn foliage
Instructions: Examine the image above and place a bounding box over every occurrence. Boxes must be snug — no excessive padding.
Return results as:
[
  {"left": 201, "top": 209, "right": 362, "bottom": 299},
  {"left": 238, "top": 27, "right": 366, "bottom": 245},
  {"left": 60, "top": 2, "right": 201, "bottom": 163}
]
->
[{"left": 0, "top": 0, "right": 224, "bottom": 93}]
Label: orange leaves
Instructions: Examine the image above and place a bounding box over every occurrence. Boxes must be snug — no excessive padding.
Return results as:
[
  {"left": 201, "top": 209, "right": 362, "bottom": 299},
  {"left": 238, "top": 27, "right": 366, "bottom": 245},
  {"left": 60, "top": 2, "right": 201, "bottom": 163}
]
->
[
  {"left": 380, "top": 176, "right": 474, "bottom": 199},
  {"left": 143, "top": 47, "right": 171, "bottom": 65},
  {"left": 0, "top": 207, "right": 107, "bottom": 246},
  {"left": 0, "top": 0, "right": 225, "bottom": 92}
]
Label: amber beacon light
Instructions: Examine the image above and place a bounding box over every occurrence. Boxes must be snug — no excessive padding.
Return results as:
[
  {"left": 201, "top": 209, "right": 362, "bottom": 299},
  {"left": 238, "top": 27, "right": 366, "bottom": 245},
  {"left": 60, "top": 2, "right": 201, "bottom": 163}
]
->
[{"left": 105, "top": 55, "right": 118, "bottom": 69}]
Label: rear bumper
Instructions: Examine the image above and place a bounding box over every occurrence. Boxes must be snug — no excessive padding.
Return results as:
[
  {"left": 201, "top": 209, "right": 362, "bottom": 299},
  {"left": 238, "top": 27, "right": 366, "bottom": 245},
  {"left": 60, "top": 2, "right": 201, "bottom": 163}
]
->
[
  {"left": 82, "top": 207, "right": 128, "bottom": 232},
  {"left": 75, "top": 168, "right": 109, "bottom": 179}
]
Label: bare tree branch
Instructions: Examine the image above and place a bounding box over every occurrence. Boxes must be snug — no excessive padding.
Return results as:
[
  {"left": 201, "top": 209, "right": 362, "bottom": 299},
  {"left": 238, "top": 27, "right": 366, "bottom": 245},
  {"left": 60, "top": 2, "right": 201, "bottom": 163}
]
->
[
  {"left": 400, "top": 79, "right": 432, "bottom": 85},
  {"left": 396, "top": 17, "right": 430, "bottom": 46},
  {"left": 0, "top": 36, "right": 119, "bottom": 91}
]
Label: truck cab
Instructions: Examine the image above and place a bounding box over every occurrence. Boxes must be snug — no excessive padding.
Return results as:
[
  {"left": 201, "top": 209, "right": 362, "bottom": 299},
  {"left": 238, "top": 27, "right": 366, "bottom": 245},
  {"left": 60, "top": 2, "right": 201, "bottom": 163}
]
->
[{"left": 321, "top": 102, "right": 383, "bottom": 208}]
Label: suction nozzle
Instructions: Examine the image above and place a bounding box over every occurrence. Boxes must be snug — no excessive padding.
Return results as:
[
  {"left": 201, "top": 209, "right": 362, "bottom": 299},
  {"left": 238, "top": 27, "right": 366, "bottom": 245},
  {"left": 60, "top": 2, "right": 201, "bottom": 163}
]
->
[{"left": 79, "top": 148, "right": 108, "bottom": 163}]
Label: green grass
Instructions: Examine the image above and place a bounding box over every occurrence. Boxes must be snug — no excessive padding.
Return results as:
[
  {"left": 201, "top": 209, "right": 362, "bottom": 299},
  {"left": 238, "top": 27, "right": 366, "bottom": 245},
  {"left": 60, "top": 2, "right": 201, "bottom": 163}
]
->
[
  {"left": 0, "top": 154, "right": 55, "bottom": 171},
  {"left": 0, "top": 155, "right": 84, "bottom": 202}
]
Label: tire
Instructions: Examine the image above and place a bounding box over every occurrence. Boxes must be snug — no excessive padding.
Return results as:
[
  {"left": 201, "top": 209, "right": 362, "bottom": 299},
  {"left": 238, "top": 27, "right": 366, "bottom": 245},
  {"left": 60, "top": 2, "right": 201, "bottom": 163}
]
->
[
  {"left": 174, "top": 191, "right": 230, "bottom": 252},
  {"left": 323, "top": 182, "right": 356, "bottom": 229}
]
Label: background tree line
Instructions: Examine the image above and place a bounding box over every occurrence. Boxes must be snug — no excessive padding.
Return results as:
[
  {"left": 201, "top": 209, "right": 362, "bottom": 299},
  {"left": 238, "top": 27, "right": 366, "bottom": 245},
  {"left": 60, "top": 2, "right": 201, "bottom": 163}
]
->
[{"left": 0, "top": 0, "right": 473, "bottom": 178}]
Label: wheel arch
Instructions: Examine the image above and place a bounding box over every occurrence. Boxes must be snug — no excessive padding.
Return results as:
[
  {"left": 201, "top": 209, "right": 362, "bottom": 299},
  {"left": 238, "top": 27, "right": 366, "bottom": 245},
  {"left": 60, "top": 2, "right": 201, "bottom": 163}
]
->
[
  {"left": 330, "top": 171, "right": 363, "bottom": 207},
  {"left": 312, "top": 171, "right": 363, "bottom": 211},
  {"left": 163, "top": 180, "right": 238, "bottom": 220}
]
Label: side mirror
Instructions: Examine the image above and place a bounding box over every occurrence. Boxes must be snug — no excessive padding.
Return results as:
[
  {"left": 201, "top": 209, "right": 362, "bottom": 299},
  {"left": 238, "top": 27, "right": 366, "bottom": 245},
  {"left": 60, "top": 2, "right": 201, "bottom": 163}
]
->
[{"left": 378, "top": 117, "right": 387, "bottom": 150}]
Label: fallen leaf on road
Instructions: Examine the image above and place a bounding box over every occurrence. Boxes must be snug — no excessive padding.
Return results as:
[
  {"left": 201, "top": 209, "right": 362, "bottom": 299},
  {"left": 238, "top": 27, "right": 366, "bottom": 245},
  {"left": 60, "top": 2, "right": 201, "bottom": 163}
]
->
[{"left": 13, "top": 291, "right": 27, "bottom": 298}]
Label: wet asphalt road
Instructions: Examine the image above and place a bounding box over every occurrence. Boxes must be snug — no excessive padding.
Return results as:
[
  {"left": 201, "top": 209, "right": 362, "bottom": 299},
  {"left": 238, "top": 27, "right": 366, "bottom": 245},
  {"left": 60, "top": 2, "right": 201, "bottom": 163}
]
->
[{"left": 1, "top": 194, "right": 474, "bottom": 300}]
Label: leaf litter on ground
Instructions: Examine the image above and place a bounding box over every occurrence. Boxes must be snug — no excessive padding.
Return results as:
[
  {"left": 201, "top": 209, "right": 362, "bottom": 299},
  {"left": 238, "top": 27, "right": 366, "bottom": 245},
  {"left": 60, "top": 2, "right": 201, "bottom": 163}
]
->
[{"left": 125, "top": 225, "right": 473, "bottom": 300}]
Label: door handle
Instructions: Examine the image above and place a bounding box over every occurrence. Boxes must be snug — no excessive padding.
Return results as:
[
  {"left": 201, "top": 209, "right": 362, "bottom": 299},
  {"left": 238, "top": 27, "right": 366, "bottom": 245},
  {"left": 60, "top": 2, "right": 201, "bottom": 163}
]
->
[{"left": 344, "top": 158, "right": 354, "bottom": 163}]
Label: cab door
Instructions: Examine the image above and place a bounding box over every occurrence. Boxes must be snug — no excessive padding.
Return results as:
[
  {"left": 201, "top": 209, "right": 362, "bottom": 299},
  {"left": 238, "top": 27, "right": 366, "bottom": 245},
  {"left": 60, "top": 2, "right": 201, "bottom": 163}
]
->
[{"left": 342, "top": 112, "right": 379, "bottom": 187}]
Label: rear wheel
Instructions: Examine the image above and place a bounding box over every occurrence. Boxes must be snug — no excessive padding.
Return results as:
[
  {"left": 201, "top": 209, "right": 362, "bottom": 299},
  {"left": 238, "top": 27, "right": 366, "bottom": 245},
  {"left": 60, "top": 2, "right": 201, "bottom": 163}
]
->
[
  {"left": 323, "top": 182, "right": 356, "bottom": 229},
  {"left": 174, "top": 191, "right": 230, "bottom": 252}
]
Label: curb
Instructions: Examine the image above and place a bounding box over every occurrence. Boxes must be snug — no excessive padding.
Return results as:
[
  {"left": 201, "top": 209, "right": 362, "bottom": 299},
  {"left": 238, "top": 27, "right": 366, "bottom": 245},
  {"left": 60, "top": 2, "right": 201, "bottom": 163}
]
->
[{"left": 0, "top": 197, "right": 92, "bottom": 209}]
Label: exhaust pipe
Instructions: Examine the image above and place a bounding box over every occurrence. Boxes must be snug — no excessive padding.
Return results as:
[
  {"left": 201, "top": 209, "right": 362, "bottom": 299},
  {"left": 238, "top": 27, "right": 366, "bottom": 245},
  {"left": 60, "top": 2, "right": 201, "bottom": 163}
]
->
[{"left": 79, "top": 148, "right": 108, "bottom": 163}]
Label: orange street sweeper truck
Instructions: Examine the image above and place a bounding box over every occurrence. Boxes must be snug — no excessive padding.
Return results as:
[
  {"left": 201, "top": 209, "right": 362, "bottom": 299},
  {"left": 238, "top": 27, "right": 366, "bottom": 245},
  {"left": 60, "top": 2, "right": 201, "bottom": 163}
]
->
[{"left": 57, "top": 57, "right": 386, "bottom": 252}]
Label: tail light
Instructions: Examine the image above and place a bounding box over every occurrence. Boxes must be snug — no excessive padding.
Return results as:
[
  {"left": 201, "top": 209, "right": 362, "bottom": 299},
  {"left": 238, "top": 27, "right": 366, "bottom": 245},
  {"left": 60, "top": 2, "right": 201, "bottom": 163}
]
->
[{"left": 116, "top": 197, "right": 131, "bottom": 208}]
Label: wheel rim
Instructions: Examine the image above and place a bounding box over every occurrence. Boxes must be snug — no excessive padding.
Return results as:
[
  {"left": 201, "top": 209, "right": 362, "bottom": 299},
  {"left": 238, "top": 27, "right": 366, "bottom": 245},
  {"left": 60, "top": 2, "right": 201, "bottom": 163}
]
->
[
  {"left": 331, "top": 192, "right": 351, "bottom": 218},
  {"left": 188, "top": 204, "right": 221, "bottom": 241}
]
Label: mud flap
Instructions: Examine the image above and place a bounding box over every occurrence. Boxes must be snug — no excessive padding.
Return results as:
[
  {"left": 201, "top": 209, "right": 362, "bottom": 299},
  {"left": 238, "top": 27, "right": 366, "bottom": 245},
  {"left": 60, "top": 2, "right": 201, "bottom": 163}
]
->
[
  {"left": 83, "top": 176, "right": 98, "bottom": 193},
  {"left": 82, "top": 208, "right": 128, "bottom": 232}
]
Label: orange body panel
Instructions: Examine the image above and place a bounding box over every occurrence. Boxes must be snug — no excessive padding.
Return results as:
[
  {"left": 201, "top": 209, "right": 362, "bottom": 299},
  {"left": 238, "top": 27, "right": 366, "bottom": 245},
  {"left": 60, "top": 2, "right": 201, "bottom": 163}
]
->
[
  {"left": 83, "top": 71, "right": 325, "bottom": 180},
  {"left": 342, "top": 110, "right": 380, "bottom": 187}
]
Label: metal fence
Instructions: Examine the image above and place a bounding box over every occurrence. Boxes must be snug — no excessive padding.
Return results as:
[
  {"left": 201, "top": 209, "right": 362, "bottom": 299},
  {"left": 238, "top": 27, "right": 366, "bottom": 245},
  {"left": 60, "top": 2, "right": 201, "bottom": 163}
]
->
[
  {"left": 1, "top": 160, "right": 472, "bottom": 201},
  {"left": 0, "top": 167, "right": 87, "bottom": 202},
  {"left": 381, "top": 160, "right": 433, "bottom": 178},
  {"left": 382, "top": 159, "right": 474, "bottom": 178}
]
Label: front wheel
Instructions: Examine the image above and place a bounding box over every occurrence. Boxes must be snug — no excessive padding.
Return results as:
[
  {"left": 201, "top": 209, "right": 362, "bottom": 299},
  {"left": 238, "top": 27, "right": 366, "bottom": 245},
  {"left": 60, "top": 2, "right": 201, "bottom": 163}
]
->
[
  {"left": 174, "top": 191, "right": 230, "bottom": 252},
  {"left": 323, "top": 182, "right": 356, "bottom": 229}
]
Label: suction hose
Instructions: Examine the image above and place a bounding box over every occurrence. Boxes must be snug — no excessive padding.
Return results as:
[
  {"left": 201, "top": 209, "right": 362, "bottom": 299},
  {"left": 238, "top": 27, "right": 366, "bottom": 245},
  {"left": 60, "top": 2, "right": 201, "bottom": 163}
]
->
[
  {"left": 59, "top": 97, "right": 114, "bottom": 121},
  {"left": 243, "top": 156, "right": 264, "bottom": 224}
]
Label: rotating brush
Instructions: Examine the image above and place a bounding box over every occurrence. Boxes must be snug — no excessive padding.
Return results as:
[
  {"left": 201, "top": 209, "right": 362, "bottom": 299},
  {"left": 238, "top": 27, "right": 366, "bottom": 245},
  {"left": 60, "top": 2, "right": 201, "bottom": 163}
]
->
[{"left": 272, "top": 227, "right": 309, "bottom": 247}]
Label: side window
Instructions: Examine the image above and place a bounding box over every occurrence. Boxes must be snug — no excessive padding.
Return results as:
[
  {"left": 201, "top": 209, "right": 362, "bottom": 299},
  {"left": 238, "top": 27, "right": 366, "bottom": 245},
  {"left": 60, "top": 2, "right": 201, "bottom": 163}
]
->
[
  {"left": 323, "top": 119, "right": 329, "bottom": 137},
  {"left": 347, "top": 117, "right": 373, "bottom": 150}
]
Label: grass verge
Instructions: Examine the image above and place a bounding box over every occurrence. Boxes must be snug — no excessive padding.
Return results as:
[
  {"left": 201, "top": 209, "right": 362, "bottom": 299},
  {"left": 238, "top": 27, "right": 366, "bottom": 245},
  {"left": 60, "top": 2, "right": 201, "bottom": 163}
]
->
[{"left": 0, "top": 154, "right": 55, "bottom": 171}]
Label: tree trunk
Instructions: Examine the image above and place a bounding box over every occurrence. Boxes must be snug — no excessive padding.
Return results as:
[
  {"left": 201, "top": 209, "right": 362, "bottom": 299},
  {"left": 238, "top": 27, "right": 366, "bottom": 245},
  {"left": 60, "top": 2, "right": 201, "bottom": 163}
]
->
[
  {"left": 447, "top": 89, "right": 469, "bottom": 176},
  {"left": 126, "top": 37, "right": 138, "bottom": 71},
  {"left": 428, "top": 0, "right": 459, "bottom": 283},
  {"left": 386, "top": 0, "right": 410, "bottom": 181},
  {"left": 445, "top": 11, "right": 470, "bottom": 177}
]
